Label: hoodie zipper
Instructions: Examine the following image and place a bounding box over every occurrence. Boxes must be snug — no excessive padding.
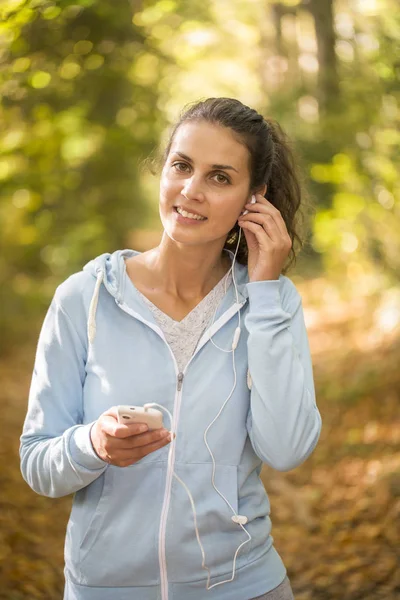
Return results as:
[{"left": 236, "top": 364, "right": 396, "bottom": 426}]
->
[
  {"left": 177, "top": 372, "right": 184, "bottom": 391},
  {"left": 159, "top": 369, "right": 183, "bottom": 600},
  {"left": 115, "top": 298, "right": 245, "bottom": 600}
]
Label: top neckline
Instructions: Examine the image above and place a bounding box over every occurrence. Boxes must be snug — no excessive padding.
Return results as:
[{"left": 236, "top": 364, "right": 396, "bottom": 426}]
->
[{"left": 135, "top": 268, "right": 233, "bottom": 325}]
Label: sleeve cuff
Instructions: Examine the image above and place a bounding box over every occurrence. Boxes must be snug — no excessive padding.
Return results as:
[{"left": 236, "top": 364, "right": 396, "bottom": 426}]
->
[
  {"left": 69, "top": 422, "right": 109, "bottom": 470},
  {"left": 246, "top": 280, "right": 282, "bottom": 312}
]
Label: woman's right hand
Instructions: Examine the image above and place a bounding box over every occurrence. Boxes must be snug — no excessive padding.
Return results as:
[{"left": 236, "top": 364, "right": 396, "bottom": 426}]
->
[{"left": 90, "top": 406, "right": 172, "bottom": 467}]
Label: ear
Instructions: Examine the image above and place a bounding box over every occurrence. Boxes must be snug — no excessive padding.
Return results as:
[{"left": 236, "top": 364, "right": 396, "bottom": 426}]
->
[
  {"left": 255, "top": 184, "right": 267, "bottom": 198},
  {"left": 240, "top": 184, "right": 268, "bottom": 216},
  {"left": 246, "top": 184, "right": 267, "bottom": 204}
]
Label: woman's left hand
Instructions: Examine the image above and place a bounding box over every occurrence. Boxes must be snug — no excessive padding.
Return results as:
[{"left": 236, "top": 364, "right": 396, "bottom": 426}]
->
[{"left": 237, "top": 193, "right": 292, "bottom": 282}]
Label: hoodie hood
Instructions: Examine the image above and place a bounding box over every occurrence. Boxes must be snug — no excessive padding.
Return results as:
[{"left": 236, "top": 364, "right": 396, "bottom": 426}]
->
[{"left": 83, "top": 248, "right": 250, "bottom": 344}]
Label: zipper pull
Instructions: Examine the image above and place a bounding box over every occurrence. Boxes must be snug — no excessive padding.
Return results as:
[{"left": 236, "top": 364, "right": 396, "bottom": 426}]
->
[{"left": 177, "top": 372, "right": 184, "bottom": 391}]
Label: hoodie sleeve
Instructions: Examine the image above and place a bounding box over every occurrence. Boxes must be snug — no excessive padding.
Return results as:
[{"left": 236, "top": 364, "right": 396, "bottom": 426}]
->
[
  {"left": 244, "top": 277, "right": 321, "bottom": 472},
  {"left": 20, "top": 279, "right": 108, "bottom": 499}
]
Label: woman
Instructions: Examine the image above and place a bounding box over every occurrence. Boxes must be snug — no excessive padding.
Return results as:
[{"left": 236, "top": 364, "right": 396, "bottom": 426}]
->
[{"left": 20, "top": 97, "right": 322, "bottom": 600}]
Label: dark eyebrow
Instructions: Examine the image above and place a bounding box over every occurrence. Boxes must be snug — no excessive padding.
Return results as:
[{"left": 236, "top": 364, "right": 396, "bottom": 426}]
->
[{"left": 173, "top": 151, "right": 239, "bottom": 174}]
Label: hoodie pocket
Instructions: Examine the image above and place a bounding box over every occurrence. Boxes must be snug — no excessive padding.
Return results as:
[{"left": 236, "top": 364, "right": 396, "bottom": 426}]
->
[
  {"left": 67, "top": 462, "right": 164, "bottom": 586},
  {"left": 166, "top": 462, "right": 247, "bottom": 583}
]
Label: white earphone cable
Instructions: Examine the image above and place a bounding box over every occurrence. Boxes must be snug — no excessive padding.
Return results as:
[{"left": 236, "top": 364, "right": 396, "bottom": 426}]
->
[
  {"left": 144, "top": 216, "right": 251, "bottom": 590},
  {"left": 208, "top": 226, "right": 242, "bottom": 353}
]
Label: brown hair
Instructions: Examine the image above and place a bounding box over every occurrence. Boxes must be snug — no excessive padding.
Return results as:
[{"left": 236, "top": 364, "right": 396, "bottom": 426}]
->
[{"left": 157, "top": 97, "right": 312, "bottom": 274}]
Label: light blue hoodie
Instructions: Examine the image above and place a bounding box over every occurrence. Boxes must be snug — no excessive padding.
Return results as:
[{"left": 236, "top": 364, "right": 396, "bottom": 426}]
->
[{"left": 20, "top": 249, "right": 321, "bottom": 600}]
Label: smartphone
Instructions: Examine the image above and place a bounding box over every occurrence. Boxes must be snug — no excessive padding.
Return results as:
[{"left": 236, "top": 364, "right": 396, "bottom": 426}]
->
[{"left": 116, "top": 405, "right": 164, "bottom": 430}]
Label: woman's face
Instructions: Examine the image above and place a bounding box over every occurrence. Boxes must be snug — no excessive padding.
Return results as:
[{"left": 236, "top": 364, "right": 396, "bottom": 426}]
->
[{"left": 159, "top": 121, "right": 252, "bottom": 247}]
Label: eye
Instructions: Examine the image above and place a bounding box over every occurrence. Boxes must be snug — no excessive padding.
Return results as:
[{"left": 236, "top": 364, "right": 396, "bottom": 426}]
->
[
  {"left": 171, "top": 162, "right": 230, "bottom": 184},
  {"left": 172, "top": 161, "right": 190, "bottom": 173},
  {"left": 212, "top": 172, "right": 230, "bottom": 185}
]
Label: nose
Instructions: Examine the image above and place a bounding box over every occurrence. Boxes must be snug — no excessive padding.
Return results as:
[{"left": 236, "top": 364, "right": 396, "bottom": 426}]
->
[{"left": 181, "top": 174, "right": 205, "bottom": 202}]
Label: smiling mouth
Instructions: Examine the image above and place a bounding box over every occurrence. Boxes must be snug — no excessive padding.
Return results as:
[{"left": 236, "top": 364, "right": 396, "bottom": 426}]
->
[{"left": 174, "top": 206, "right": 207, "bottom": 221}]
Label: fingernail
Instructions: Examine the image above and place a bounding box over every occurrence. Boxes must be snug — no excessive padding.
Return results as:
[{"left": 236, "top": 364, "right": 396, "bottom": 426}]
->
[{"left": 139, "top": 425, "right": 148, "bottom": 432}]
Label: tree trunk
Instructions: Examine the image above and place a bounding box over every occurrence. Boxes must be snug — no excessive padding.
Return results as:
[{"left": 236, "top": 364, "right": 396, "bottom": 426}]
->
[{"left": 305, "top": 0, "right": 339, "bottom": 111}]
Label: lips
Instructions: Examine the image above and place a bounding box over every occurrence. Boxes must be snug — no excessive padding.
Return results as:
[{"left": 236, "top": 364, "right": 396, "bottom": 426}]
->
[{"left": 174, "top": 206, "right": 207, "bottom": 220}]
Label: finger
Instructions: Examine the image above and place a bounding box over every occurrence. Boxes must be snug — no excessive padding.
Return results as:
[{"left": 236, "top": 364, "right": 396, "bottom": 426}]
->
[
  {"left": 255, "top": 193, "right": 279, "bottom": 212},
  {"left": 239, "top": 213, "right": 279, "bottom": 241},
  {"left": 120, "top": 428, "right": 171, "bottom": 449},
  {"left": 244, "top": 201, "right": 278, "bottom": 216},
  {"left": 244, "top": 199, "right": 288, "bottom": 237},
  {"left": 117, "top": 434, "right": 172, "bottom": 464},
  {"left": 134, "top": 434, "right": 172, "bottom": 457},
  {"left": 241, "top": 225, "right": 258, "bottom": 250},
  {"left": 241, "top": 211, "right": 292, "bottom": 249},
  {"left": 254, "top": 194, "right": 288, "bottom": 236},
  {"left": 101, "top": 406, "right": 120, "bottom": 421},
  {"left": 238, "top": 220, "right": 273, "bottom": 247}
]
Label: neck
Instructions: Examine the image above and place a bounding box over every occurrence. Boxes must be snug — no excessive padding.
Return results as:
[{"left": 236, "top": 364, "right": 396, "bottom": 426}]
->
[{"left": 146, "top": 233, "right": 232, "bottom": 301}]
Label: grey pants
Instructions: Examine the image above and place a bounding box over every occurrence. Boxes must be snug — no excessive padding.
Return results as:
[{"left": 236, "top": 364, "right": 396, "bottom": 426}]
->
[{"left": 251, "top": 575, "right": 295, "bottom": 600}]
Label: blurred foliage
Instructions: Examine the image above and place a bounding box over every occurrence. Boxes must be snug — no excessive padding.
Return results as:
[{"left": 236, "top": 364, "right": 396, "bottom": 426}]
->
[
  {"left": 0, "top": 0, "right": 211, "bottom": 350},
  {"left": 1, "top": 0, "right": 157, "bottom": 347},
  {"left": 1, "top": 0, "right": 400, "bottom": 352}
]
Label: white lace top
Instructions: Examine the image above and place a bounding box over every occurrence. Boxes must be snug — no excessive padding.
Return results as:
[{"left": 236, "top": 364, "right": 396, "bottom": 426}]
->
[{"left": 137, "top": 270, "right": 233, "bottom": 372}]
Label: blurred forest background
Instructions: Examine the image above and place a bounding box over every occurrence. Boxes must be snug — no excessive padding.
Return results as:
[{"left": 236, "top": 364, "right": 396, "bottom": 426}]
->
[{"left": 0, "top": 0, "right": 399, "bottom": 598}]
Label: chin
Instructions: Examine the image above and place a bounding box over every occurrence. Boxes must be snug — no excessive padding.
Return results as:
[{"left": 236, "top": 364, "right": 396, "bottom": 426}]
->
[
  {"left": 164, "top": 226, "right": 229, "bottom": 250},
  {"left": 164, "top": 229, "right": 204, "bottom": 246}
]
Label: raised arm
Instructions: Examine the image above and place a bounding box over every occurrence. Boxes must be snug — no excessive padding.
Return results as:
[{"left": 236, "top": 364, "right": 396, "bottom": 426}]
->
[{"left": 244, "top": 277, "right": 321, "bottom": 471}]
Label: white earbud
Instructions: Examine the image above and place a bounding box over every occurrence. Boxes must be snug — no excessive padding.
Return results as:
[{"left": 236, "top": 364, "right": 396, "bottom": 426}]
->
[
  {"left": 231, "top": 515, "right": 248, "bottom": 525},
  {"left": 241, "top": 194, "right": 256, "bottom": 216}
]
